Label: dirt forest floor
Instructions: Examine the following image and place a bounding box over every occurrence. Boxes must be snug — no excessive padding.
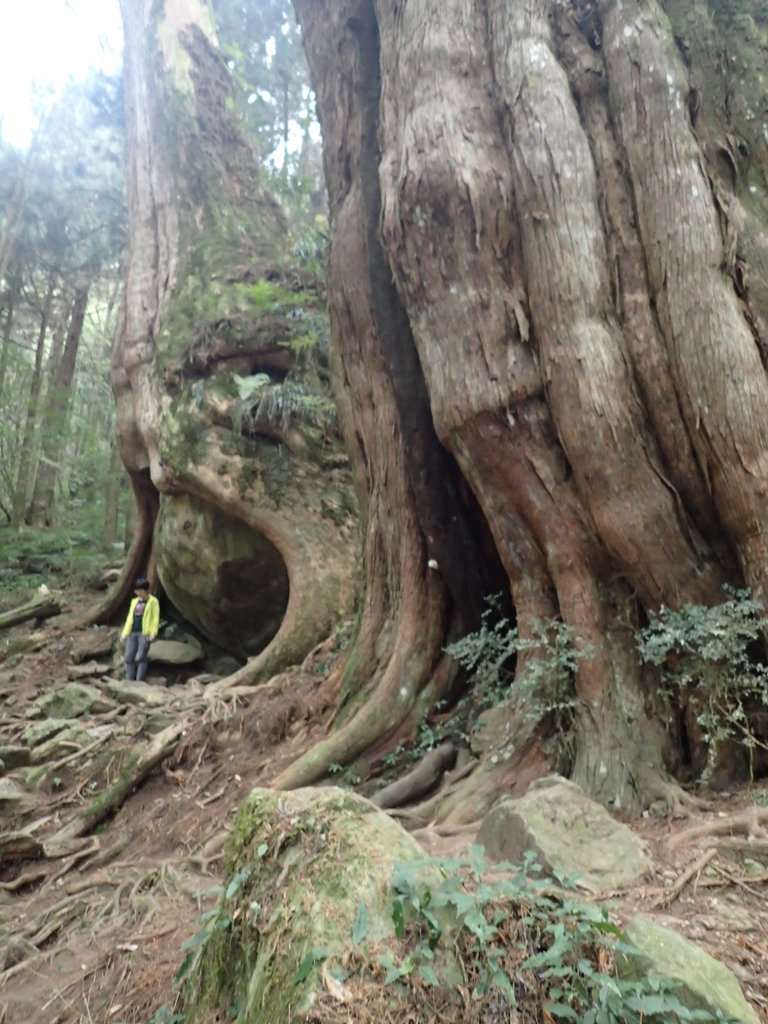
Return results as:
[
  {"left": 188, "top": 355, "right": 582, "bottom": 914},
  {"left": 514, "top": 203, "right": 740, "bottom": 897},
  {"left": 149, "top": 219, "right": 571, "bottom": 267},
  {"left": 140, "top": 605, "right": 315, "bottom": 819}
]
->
[{"left": 0, "top": 590, "right": 766, "bottom": 1024}]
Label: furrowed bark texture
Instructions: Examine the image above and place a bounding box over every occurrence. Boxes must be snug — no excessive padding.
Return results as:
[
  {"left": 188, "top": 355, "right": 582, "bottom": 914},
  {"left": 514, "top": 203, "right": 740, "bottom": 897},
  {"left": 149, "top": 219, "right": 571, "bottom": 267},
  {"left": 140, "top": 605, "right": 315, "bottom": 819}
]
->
[
  {"left": 294, "top": 0, "right": 768, "bottom": 811},
  {"left": 108, "top": 0, "right": 359, "bottom": 674}
]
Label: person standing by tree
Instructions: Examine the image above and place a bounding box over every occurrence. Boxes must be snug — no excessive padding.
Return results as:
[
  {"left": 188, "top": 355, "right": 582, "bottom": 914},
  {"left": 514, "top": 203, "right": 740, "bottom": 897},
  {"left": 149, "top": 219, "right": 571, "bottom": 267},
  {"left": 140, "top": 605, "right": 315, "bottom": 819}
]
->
[{"left": 120, "top": 578, "right": 159, "bottom": 682}]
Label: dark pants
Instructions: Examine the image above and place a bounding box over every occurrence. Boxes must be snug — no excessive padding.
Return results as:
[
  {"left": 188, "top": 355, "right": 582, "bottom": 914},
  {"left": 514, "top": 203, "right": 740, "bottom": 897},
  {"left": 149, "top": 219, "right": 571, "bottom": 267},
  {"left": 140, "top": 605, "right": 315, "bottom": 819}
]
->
[{"left": 125, "top": 633, "right": 150, "bottom": 681}]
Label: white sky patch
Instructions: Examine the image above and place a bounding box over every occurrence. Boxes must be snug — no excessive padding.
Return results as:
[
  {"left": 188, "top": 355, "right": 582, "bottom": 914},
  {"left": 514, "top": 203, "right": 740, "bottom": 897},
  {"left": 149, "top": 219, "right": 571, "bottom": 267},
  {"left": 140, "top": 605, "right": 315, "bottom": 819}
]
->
[{"left": 0, "top": 0, "right": 123, "bottom": 149}]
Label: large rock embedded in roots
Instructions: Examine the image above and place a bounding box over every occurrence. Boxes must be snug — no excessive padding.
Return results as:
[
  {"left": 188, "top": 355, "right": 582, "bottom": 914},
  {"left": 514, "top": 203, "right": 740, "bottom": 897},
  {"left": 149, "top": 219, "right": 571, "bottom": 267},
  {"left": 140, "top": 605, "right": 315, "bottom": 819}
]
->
[
  {"left": 181, "top": 786, "right": 434, "bottom": 1024},
  {"left": 155, "top": 493, "right": 289, "bottom": 657}
]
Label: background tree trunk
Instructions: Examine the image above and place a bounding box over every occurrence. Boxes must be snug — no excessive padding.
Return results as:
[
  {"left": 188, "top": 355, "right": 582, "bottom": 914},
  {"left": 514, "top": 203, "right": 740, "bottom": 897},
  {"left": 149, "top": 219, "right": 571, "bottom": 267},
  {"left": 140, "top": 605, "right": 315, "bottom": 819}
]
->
[
  {"left": 101, "top": 0, "right": 360, "bottom": 676},
  {"left": 26, "top": 284, "right": 90, "bottom": 527},
  {"left": 288, "top": 0, "right": 768, "bottom": 812},
  {"left": 11, "top": 276, "right": 55, "bottom": 527}
]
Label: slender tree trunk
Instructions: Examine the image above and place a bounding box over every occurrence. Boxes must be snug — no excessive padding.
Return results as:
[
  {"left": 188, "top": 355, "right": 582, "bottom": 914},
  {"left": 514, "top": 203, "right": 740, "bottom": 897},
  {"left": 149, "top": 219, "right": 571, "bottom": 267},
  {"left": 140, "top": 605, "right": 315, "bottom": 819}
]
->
[
  {"left": 101, "top": 439, "right": 123, "bottom": 548},
  {"left": 0, "top": 274, "right": 20, "bottom": 404},
  {"left": 11, "top": 276, "right": 55, "bottom": 527},
  {"left": 26, "top": 284, "right": 90, "bottom": 527}
]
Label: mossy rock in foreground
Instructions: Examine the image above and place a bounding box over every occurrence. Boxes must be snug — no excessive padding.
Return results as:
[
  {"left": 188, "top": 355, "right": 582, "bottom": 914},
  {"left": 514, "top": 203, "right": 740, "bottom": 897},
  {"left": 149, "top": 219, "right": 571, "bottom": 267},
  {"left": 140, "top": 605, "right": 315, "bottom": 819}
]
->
[
  {"left": 181, "top": 786, "right": 434, "bottom": 1024},
  {"left": 618, "top": 916, "right": 760, "bottom": 1024}
]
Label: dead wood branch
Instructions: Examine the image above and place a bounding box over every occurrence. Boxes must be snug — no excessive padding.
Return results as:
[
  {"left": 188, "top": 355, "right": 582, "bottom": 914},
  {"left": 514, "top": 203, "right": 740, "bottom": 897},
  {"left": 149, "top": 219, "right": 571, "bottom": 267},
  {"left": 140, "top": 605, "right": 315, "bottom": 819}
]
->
[
  {"left": 372, "top": 741, "right": 457, "bottom": 808},
  {"left": 712, "top": 863, "right": 767, "bottom": 897},
  {"left": 0, "top": 595, "right": 61, "bottom": 630}
]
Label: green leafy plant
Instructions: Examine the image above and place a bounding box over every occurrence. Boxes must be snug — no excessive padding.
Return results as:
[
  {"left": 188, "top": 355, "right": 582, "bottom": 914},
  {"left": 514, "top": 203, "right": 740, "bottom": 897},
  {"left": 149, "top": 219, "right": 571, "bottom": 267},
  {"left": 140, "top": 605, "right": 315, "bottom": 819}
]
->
[
  {"left": 367, "top": 850, "right": 741, "bottom": 1024},
  {"left": 147, "top": 1009, "right": 185, "bottom": 1024},
  {"left": 445, "top": 603, "right": 591, "bottom": 766},
  {"left": 328, "top": 761, "right": 362, "bottom": 787},
  {"left": 637, "top": 590, "right": 768, "bottom": 780},
  {"left": 231, "top": 373, "right": 336, "bottom": 433}
]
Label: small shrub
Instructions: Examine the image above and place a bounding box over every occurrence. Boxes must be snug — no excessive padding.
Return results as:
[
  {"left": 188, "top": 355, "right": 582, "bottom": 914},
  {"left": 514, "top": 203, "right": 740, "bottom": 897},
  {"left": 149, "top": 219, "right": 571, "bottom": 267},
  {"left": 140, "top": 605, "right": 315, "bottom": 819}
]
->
[
  {"left": 637, "top": 590, "right": 768, "bottom": 780},
  {"left": 361, "top": 850, "right": 742, "bottom": 1024},
  {"left": 445, "top": 601, "right": 591, "bottom": 761}
]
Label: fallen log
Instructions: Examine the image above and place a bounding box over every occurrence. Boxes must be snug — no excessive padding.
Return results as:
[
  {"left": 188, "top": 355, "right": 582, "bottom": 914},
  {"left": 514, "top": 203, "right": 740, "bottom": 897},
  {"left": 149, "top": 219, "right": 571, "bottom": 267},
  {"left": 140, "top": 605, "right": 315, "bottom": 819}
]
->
[
  {"left": 0, "top": 595, "right": 61, "bottom": 631},
  {"left": 372, "top": 741, "right": 457, "bottom": 809},
  {"left": 47, "top": 721, "right": 186, "bottom": 849}
]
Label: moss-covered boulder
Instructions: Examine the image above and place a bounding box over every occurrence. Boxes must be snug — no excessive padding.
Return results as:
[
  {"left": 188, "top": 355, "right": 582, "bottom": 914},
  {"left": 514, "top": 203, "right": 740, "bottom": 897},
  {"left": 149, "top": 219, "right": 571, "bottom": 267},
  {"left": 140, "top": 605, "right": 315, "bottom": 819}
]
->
[
  {"left": 155, "top": 493, "right": 289, "bottom": 658},
  {"left": 181, "top": 786, "right": 434, "bottom": 1024},
  {"left": 31, "top": 727, "right": 103, "bottom": 764},
  {"left": 619, "top": 916, "right": 760, "bottom": 1024},
  {"left": 21, "top": 719, "right": 71, "bottom": 747},
  {"left": 477, "top": 776, "right": 652, "bottom": 891},
  {"left": 35, "top": 683, "right": 116, "bottom": 720}
]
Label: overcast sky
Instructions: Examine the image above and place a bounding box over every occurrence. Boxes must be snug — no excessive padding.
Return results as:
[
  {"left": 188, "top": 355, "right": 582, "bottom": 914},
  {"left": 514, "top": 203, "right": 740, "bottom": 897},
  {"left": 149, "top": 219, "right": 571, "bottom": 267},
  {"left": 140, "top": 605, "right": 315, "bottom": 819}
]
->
[{"left": 0, "top": 0, "right": 123, "bottom": 148}]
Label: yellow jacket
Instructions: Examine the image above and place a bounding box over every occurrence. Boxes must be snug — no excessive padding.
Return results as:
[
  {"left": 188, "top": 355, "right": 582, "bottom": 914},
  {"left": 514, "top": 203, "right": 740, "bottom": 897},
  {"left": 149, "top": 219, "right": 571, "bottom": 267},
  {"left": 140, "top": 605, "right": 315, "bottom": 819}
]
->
[{"left": 121, "top": 594, "right": 160, "bottom": 640}]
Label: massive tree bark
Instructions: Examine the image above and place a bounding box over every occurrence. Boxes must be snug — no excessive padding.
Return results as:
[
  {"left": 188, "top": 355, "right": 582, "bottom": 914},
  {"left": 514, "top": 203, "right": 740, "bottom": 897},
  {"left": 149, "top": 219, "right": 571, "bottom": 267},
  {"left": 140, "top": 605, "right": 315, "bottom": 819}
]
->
[
  {"left": 285, "top": 0, "right": 768, "bottom": 812},
  {"left": 104, "top": 0, "right": 358, "bottom": 678}
]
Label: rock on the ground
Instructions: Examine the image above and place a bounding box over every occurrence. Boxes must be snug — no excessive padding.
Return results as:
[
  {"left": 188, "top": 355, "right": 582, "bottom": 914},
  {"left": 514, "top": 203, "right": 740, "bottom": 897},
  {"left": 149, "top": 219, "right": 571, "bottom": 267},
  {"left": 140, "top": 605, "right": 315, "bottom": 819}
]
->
[
  {"left": 31, "top": 727, "right": 104, "bottom": 764},
  {"left": 477, "top": 776, "right": 651, "bottom": 890},
  {"left": 35, "top": 683, "right": 117, "bottom": 719},
  {"left": 181, "top": 786, "right": 437, "bottom": 1024},
  {"left": 21, "top": 719, "right": 72, "bottom": 747},
  {"left": 69, "top": 629, "right": 115, "bottom": 663},
  {"left": 619, "top": 915, "right": 760, "bottom": 1024},
  {"left": 0, "top": 778, "right": 35, "bottom": 812},
  {"left": 206, "top": 654, "right": 241, "bottom": 677},
  {"left": 148, "top": 639, "right": 203, "bottom": 665},
  {"left": 0, "top": 747, "right": 30, "bottom": 773},
  {"left": 105, "top": 679, "right": 173, "bottom": 707}
]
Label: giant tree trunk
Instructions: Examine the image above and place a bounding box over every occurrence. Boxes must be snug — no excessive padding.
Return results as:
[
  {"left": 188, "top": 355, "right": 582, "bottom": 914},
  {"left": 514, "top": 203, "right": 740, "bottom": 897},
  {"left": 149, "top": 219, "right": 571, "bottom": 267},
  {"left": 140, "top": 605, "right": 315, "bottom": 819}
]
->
[
  {"left": 287, "top": 0, "right": 768, "bottom": 812},
  {"left": 103, "top": 0, "right": 359, "bottom": 676}
]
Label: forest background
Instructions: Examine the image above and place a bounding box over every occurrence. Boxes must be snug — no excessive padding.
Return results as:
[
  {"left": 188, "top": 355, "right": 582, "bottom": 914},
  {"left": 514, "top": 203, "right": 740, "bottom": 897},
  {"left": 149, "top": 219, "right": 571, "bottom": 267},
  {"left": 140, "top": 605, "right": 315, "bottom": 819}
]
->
[{"left": 0, "top": 0, "right": 318, "bottom": 591}]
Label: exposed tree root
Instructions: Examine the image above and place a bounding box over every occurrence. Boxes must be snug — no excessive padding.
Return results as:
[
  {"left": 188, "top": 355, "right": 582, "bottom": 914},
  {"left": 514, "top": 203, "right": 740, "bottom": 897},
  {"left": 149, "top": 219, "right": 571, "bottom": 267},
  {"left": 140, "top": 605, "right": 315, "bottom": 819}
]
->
[
  {"left": 647, "top": 847, "right": 717, "bottom": 908},
  {"left": 387, "top": 758, "right": 480, "bottom": 828},
  {"left": 715, "top": 837, "right": 768, "bottom": 859},
  {"left": 666, "top": 807, "right": 768, "bottom": 851},
  {"left": 80, "top": 473, "right": 156, "bottom": 629},
  {"left": 372, "top": 741, "right": 457, "bottom": 808},
  {"left": 47, "top": 721, "right": 186, "bottom": 848}
]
